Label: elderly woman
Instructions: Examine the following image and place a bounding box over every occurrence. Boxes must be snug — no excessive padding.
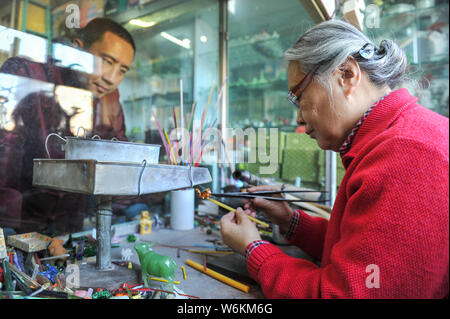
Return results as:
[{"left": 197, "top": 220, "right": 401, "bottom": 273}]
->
[{"left": 220, "top": 20, "right": 449, "bottom": 298}]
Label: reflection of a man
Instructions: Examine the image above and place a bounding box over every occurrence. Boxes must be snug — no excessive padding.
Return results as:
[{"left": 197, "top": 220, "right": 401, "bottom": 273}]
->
[
  {"left": 0, "top": 18, "right": 136, "bottom": 235},
  {"left": 73, "top": 18, "right": 134, "bottom": 140},
  {"left": 1, "top": 18, "right": 135, "bottom": 140},
  {"left": 1, "top": 91, "right": 84, "bottom": 233}
]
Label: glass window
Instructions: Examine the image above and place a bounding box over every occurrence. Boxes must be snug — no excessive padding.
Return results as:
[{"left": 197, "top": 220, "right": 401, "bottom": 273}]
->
[
  {"left": 361, "top": 0, "right": 449, "bottom": 117},
  {"left": 227, "top": 0, "right": 326, "bottom": 191},
  {"left": 119, "top": 0, "right": 219, "bottom": 148},
  {"left": 0, "top": 26, "right": 47, "bottom": 63},
  {"left": 0, "top": 0, "right": 220, "bottom": 239}
]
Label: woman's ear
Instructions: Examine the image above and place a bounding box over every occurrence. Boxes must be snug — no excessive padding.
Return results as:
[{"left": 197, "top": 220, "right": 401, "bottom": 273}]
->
[
  {"left": 337, "top": 56, "right": 361, "bottom": 97},
  {"left": 72, "top": 38, "right": 84, "bottom": 49}
]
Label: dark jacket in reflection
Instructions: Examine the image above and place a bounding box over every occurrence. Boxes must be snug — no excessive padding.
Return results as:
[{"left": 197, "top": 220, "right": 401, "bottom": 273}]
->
[
  {"left": 1, "top": 56, "right": 128, "bottom": 140},
  {"left": 0, "top": 91, "right": 85, "bottom": 233},
  {"left": 0, "top": 57, "right": 128, "bottom": 234}
]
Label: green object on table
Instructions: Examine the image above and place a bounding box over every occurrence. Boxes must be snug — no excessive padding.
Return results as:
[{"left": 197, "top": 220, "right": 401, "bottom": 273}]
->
[
  {"left": 127, "top": 235, "right": 137, "bottom": 243},
  {"left": 92, "top": 289, "right": 112, "bottom": 299},
  {"left": 83, "top": 243, "right": 97, "bottom": 257},
  {"left": 134, "top": 242, "right": 177, "bottom": 290}
]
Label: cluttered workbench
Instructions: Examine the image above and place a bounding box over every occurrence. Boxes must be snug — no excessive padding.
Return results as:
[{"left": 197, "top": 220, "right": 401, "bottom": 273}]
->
[
  {"left": 82, "top": 224, "right": 314, "bottom": 299},
  {"left": 0, "top": 135, "right": 326, "bottom": 299},
  {"left": 0, "top": 216, "right": 315, "bottom": 299}
]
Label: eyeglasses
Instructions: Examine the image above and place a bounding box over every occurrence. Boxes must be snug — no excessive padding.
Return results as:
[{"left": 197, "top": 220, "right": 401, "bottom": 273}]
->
[{"left": 286, "top": 64, "right": 320, "bottom": 110}]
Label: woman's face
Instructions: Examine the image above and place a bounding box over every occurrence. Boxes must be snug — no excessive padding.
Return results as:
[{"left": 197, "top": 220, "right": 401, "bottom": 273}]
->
[{"left": 287, "top": 61, "right": 350, "bottom": 151}]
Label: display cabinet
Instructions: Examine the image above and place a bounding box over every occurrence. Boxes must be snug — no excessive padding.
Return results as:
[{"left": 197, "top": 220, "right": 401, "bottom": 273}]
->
[
  {"left": 113, "top": 0, "right": 219, "bottom": 145},
  {"left": 227, "top": 0, "right": 328, "bottom": 189},
  {"left": 363, "top": 0, "right": 449, "bottom": 116}
]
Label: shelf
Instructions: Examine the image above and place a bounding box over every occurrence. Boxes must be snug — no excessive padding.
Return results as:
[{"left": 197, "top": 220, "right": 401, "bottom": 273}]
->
[
  {"left": 361, "top": 2, "right": 449, "bottom": 119},
  {"left": 366, "top": 3, "right": 449, "bottom": 47},
  {"left": 379, "top": 3, "right": 449, "bottom": 20},
  {"left": 409, "top": 54, "right": 449, "bottom": 67},
  {"left": 229, "top": 78, "right": 287, "bottom": 90}
]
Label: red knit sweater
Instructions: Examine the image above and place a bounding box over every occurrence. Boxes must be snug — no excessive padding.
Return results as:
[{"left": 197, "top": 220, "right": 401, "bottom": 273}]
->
[{"left": 246, "top": 89, "right": 449, "bottom": 298}]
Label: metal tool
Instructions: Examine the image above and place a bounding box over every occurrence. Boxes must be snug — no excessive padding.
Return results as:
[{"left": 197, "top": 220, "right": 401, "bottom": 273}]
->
[
  {"left": 209, "top": 189, "right": 328, "bottom": 203},
  {"left": 232, "top": 169, "right": 266, "bottom": 186},
  {"left": 195, "top": 188, "right": 270, "bottom": 228},
  {"left": 39, "top": 254, "right": 71, "bottom": 262}
]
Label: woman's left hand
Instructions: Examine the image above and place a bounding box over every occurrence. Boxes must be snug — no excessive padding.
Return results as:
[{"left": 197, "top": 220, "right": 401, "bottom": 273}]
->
[{"left": 220, "top": 207, "right": 262, "bottom": 255}]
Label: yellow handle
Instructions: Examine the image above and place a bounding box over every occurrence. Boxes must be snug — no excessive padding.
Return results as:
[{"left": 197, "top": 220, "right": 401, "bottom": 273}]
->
[
  {"left": 181, "top": 266, "right": 187, "bottom": 280},
  {"left": 185, "top": 259, "right": 250, "bottom": 293},
  {"left": 206, "top": 198, "right": 270, "bottom": 228},
  {"left": 150, "top": 277, "right": 180, "bottom": 284},
  {"left": 164, "top": 129, "right": 178, "bottom": 165}
]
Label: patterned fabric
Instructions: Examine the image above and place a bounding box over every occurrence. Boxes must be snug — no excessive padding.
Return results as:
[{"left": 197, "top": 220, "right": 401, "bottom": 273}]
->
[
  {"left": 283, "top": 209, "right": 301, "bottom": 240},
  {"left": 339, "top": 94, "right": 389, "bottom": 156},
  {"left": 245, "top": 240, "right": 270, "bottom": 261}
]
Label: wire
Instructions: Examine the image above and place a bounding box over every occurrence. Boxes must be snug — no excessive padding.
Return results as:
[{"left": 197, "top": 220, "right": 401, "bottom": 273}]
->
[{"left": 44, "top": 133, "right": 66, "bottom": 158}]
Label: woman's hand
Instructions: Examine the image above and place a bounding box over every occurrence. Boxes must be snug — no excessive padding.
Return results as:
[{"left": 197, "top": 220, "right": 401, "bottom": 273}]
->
[
  {"left": 243, "top": 185, "right": 294, "bottom": 233},
  {"left": 220, "top": 207, "right": 262, "bottom": 255}
]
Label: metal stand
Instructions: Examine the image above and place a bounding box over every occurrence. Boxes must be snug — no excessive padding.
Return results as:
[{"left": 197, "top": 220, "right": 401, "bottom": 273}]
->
[
  {"left": 95, "top": 196, "right": 114, "bottom": 271},
  {"left": 324, "top": 150, "right": 337, "bottom": 207},
  {"left": 33, "top": 137, "right": 212, "bottom": 284}
]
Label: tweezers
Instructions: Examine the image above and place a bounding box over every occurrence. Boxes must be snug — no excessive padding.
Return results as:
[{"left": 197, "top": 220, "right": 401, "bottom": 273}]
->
[{"left": 211, "top": 190, "right": 327, "bottom": 203}]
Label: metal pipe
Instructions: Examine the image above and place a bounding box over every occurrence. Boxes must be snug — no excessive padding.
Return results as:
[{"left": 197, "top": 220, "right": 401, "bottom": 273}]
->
[
  {"left": 95, "top": 196, "right": 114, "bottom": 271},
  {"left": 218, "top": 0, "right": 228, "bottom": 191},
  {"left": 10, "top": 0, "right": 17, "bottom": 29},
  {"left": 232, "top": 169, "right": 267, "bottom": 186},
  {"left": 324, "top": 150, "right": 337, "bottom": 206}
]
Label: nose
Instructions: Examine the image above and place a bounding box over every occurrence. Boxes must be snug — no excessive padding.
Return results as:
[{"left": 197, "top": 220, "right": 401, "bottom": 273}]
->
[
  {"left": 102, "top": 65, "right": 120, "bottom": 86},
  {"left": 296, "top": 109, "right": 306, "bottom": 126}
]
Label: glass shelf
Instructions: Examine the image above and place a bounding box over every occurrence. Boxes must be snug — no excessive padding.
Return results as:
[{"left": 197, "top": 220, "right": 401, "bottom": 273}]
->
[
  {"left": 363, "top": 1, "right": 449, "bottom": 117},
  {"left": 377, "top": 3, "right": 449, "bottom": 20}
]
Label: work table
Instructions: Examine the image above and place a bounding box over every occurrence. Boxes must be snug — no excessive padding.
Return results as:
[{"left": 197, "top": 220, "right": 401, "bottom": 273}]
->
[{"left": 75, "top": 226, "right": 314, "bottom": 299}]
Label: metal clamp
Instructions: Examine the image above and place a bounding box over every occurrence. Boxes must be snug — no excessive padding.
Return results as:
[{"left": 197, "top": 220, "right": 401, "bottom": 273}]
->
[
  {"left": 136, "top": 159, "right": 147, "bottom": 198},
  {"left": 44, "top": 133, "right": 66, "bottom": 159},
  {"left": 188, "top": 165, "right": 194, "bottom": 188},
  {"left": 76, "top": 127, "right": 87, "bottom": 139}
]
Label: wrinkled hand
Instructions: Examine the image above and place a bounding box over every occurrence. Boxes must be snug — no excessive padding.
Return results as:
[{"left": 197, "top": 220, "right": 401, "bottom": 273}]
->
[
  {"left": 243, "top": 185, "right": 293, "bottom": 232},
  {"left": 220, "top": 207, "right": 262, "bottom": 255}
]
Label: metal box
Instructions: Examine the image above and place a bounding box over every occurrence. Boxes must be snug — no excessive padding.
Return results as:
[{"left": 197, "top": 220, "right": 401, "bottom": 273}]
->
[
  {"left": 62, "top": 137, "right": 161, "bottom": 164},
  {"left": 33, "top": 159, "right": 212, "bottom": 196}
]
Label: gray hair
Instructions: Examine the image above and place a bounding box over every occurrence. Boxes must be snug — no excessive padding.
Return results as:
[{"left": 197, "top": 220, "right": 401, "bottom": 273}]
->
[{"left": 284, "top": 20, "right": 407, "bottom": 90}]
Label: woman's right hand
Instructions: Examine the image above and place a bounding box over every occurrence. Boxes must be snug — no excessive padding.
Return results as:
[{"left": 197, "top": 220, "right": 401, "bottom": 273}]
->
[{"left": 243, "top": 185, "right": 294, "bottom": 232}]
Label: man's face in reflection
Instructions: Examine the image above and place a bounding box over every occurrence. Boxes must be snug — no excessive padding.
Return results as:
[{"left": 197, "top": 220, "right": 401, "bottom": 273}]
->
[{"left": 85, "top": 31, "right": 134, "bottom": 98}]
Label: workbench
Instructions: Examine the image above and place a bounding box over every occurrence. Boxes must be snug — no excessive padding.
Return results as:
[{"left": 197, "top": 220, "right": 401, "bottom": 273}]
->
[{"left": 75, "top": 225, "right": 315, "bottom": 299}]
